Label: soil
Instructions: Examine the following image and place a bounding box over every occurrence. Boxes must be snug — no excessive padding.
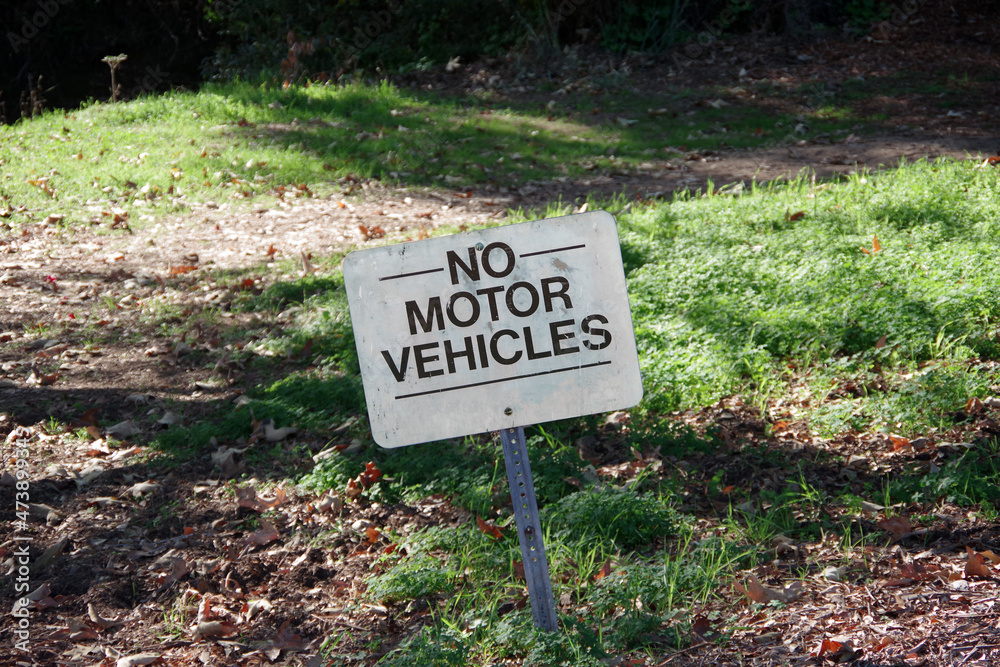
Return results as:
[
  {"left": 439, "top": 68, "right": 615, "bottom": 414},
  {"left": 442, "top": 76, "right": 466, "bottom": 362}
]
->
[{"left": 2, "top": 6, "right": 1000, "bottom": 665}]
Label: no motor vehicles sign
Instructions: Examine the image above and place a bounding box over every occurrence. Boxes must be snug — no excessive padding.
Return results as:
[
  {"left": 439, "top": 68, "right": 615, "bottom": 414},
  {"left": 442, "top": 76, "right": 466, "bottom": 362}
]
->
[{"left": 343, "top": 210, "right": 643, "bottom": 448}]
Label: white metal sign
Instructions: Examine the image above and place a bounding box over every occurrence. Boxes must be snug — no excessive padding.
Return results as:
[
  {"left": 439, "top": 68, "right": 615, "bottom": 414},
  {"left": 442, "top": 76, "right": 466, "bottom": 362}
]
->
[{"left": 343, "top": 210, "right": 643, "bottom": 448}]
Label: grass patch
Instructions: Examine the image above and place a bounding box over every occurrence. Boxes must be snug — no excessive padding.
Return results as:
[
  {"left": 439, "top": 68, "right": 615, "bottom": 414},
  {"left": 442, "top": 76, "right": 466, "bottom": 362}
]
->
[
  {"left": 156, "top": 155, "right": 1000, "bottom": 663},
  {"left": 1, "top": 78, "right": 873, "bottom": 229}
]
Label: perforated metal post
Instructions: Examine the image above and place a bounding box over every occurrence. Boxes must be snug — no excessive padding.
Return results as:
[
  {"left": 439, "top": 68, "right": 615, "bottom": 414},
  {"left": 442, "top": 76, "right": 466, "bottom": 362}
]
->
[{"left": 500, "top": 426, "right": 559, "bottom": 632}]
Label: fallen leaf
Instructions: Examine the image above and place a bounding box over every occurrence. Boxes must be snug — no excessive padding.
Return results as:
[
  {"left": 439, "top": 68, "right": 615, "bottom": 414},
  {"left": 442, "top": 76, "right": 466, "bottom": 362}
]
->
[
  {"left": 877, "top": 515, "right": 912, "bottom": 541},
  {"left": 869, "top": 637, "right": 893, "bottom": 652},
  {"left": 344, "top": 478, "right": 362, "bottom": 500},
  {"left": 129, "top": 481, "right": 160, "bottom": 497},
  {"left": 966, "top": 546, "right": 994, "bottom": 579},
  {"left": 271, "top": 619, "right": 306, "bottom": 650},
  {"left": 155, "top": 557, "right": 190, "bottom": 592},
  {"left": 593, "top": 559, "right": 613, "bottom": 581},
  {"left": 242, "top": 520, "right": 280, "bottom": 547},
  {"left": 476, "top": 516, "right": 503, "bottom": 540},
  {"left": 27, "top": 368, "right": 59, "bottom": 386},
  {"left": 193, "top": 620, "right": 239, "bottom": 639},
  {"left": 237, "top": 486, "right": 287, "bottom": 512},
  {"left": 734, "top": 573, "right": 802, "bottom": 604},
  {"left": 874, "top": 334, "right": 887, "bottom": 349},
  {"left": 314, "top": 492, "right": 342, "bottom": 514},
  {"left": 116, "top": 654, "right": 162, "bottom": 667},
  {"left": 980, "top": 550, "right": 1000, "bottom": 565},
  {"left": 354, "top": 461, "right": 382, "bottom": 489},
  {"left": 211, "top": 446, "right": 244, "bottom": 478},
  {"left": 899, "top": 562, "right": 935, "bottom": 581},
  {"left": 244, "top": 598, "right": 273, "bottom": 621},
  {"left": 365, "top": 525, "right": 381, "bottom": 544},
  {"left": 106, "top": 420, "right": 141, "bottom": 439},
  {"left": 888, "top": 434, "right": 911, "bottom": 451},
  {"left": 88, "top": 602, "right": 122, "bottom": 630},
  {"left": 691, "top": 614, "right": 715, "bottom": 638},
  {"left": 264, "top": 421, "right": 298, "bottom": 442},
  {"left": 818, "top": 638, "right": 862, "bottom": 662},
  {"left": 168, "top": 264, "right": 198, "bottom": 276}
]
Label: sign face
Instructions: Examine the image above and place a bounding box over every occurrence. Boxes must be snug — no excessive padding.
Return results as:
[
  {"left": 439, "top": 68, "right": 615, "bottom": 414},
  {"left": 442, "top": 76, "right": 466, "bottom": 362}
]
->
[{"left": 343, "top": 210, "right": 643, "bottom": 448}]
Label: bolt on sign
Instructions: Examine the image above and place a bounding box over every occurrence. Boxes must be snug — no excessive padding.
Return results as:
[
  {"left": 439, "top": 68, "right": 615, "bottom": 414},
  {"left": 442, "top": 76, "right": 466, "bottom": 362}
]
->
[{"left": 343, "top": 211, "right": 643, "bottom": 448}]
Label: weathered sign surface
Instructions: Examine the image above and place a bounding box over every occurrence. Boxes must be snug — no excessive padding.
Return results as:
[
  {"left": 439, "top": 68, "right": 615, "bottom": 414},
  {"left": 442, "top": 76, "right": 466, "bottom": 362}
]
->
[{"left": 343, "top": 210, "right": 643, "bottom": 448}]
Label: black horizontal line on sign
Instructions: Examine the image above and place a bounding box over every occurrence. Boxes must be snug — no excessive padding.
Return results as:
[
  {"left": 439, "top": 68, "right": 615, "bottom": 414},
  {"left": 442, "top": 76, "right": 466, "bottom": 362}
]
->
[
  {"left": 394, "top": 360, "right": 611, "bottom": 400},
  {"left": 379, "top": 267, "right": 445, "bottom": 281},
  {"left": 519, "top": 243, "right": 586, "bottom": 258}
]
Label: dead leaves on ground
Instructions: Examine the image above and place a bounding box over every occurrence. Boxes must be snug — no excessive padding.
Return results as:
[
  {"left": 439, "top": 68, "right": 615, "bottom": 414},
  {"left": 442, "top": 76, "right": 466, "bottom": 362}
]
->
[
  {"left": 236, "top": 486, "right": 287, "bottom": 512},
  {"left": 345, "top": 461, "right": 383, "bottom": 500},
  {"left": 733, "top": 572, "right": 803, "bottom": 604}
]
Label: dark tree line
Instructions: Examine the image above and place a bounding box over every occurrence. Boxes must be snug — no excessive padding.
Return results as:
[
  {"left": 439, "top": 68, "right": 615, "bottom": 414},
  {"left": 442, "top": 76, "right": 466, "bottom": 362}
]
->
[{"left": 2, "top": 0, "right": 897, "bottom": 123}]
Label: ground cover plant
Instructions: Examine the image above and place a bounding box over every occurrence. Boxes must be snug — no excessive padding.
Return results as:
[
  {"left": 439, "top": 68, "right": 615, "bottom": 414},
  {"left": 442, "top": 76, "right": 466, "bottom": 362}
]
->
[
  {"left": 2, "top": 68, "right": 905, "bottom": 230},
  {"left": 3, "top": 20, "right": 1000, "bottom": 665},
  {"left": 218, "top": 157, "right": 1000, "bottom": 664}
]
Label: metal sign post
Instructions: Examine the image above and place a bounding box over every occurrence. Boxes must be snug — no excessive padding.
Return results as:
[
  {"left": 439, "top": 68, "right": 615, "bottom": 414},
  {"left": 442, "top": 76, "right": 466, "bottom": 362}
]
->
[
  {"left": 342, "top": 211, "right": 645, "bottom": 636},
  {"left": 500, "top": 425, "right": 558, "bottom": 632}
]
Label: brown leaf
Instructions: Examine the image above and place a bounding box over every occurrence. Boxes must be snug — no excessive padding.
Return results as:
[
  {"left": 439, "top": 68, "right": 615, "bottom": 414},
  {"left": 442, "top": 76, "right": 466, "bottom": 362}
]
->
[
  {"left": 873, "top": 235, "right": 881, "bottom": 253},
  {"left": 980, "top": 550, "right": 1000, "bottom": 565},
  {"left": 818, "top": 638, "right": 842, "bottom": 657},
  {"left": 344, "top": 478, "right": 363, "bottom": 500},
  {"left": 734, "top": 573, "right": 802, "bottom": 604},
  {"left": 899, "top": 562, "right": 936, "bottom": 581},
  {"left": 965, "top": 396, "right": 984, "bottom": 415},
  {"left": 116, "top": 654, "right": 163, "bottom": 667},
  {"left": 691, "top": 615, "right": 714, "bottom": 638},
  {"left": 512, "top": 560, "right": 525, "bottom": 581},
  {"left": 877, "top": 515, "right": 912, "bottom": 541},
  {"left": 194, "top": 620, "right": 239, "bottom": 639},
  {"left": 476, "top": 516, "right": 503, "bottom": 540},
  {"left": 237, "top": 486, "right": 287, "bottom": 512},
  {"left": 593, "top": 559, "right": 613, "bottom": 581},
  {"left": 34, "top": 593, "right": 70, "bottom": 611},
  {"left": 874, "top": 334, "right": 887, "bottom": 349},
  {"left": 155, "top": 557, "right": 190, "bottom": 592},
  {"left": 869, "top": 637, "right": 893, "bottom": 652},
  {"left": 819, "top": 638, "right": 862, "bottom": 663},
  {"left": 242, "top": 520, "right": 280, "bottom": 547},
  {"left": 28, "top": 368, "right": 60, "bottom": 386},
  {"left": 966, "top": 546, "right": 994, "bottom": 579},
  {"left": 88, "top": 602, "right": 122, "bottom": 630},
  {"left": 888, "top": 434, "right": 911, "bottom": 451},
  {"left": 365, "top": 525, "right": 381, "bottom": 544},
  {"left": 271, "top": 620, "right": 306, "bottom": 650},
  {"left": 168, "top": 264, "right": 198, "bottom": 276}
]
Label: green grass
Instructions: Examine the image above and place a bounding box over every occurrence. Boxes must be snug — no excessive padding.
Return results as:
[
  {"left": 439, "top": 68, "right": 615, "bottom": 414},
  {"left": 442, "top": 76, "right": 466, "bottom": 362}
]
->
[
  {"left": 2, "top": 78, "right": 872, "bottom": 229},
  {"left": 7, "top": 76, "right": 1000, "bottom": 665},
  {"left": 131, "top": 154, "right": 1000, "bottom": 664}
]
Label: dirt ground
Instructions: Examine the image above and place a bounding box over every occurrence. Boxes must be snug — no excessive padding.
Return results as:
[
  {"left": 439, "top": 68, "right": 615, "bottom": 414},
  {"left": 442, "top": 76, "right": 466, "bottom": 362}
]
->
[{"left": 3, "top": 4, "right": 1000, "bottom": 664}]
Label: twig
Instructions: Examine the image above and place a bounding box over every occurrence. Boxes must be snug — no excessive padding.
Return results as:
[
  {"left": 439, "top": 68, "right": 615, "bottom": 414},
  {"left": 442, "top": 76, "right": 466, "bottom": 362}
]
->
[
  {"left": 955, "top": 640, "right": 981, "bottom": 666},
  {"left": 655, "top": 641, "right": 710, "bottom": 666}
]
